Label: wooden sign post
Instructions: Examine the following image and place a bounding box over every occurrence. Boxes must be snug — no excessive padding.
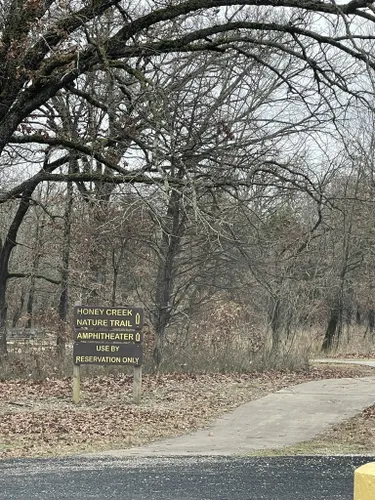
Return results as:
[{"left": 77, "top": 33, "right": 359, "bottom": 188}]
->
[
  {"left": 133, "top": 365, "right": 142, "bottom": 404},
  {"left": 72, "top": 363, "right": 81, "bottom": 404},
  {"left": 72, "top": 301, "right": 82, "bottom": 404},
  {"left": 72, "top": 305, "right": 144, "bottom": 404}
]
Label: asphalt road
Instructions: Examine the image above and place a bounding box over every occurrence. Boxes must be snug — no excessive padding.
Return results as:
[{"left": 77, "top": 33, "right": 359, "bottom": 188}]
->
[{"left": 1, "top": 455, "right": 374, "bottom": 499}]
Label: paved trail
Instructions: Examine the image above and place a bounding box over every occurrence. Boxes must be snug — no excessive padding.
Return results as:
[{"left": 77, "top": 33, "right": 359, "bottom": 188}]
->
[{"left": 90, "top": 359, "right": 375, "bottom": 457}]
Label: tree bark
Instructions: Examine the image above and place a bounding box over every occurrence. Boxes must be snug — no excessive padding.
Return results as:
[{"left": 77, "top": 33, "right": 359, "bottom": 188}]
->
[
  {"left": 368, "top": 309, "right": 374, "bottom": 337},
  {"left": 0, "top": 187, "right": 34, "bottom": 355},
  {"left": 322, "top": 297, "right": 342, "bottom": 352},
  {"left": 270, "top": 296, "right": 282, "bottom": 353},
  {"left": 57, "top": 177, "right": 73, "bottom": 357},
  {"left": 152, "top": 187, "right": 186, "bottom": 370},
  {"left": 26, "top": 214, "right": 45, "bottom": 329},
  {"left": 12, "top": 288, "right": 25, "bottom": 327}
]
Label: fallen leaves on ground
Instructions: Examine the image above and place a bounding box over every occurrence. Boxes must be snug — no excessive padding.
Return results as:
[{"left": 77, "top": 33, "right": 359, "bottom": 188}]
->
[
  {"left": 0, "top": 363, "right": 374, "bottom": 459},
  {"left": 305, "top": 400, "right": 375, "bottom": 455}
]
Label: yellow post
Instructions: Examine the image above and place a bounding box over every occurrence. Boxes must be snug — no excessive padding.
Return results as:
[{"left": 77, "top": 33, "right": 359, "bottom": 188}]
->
[{"left": 354, "top": 462, "right": 375, "bottom": 500}]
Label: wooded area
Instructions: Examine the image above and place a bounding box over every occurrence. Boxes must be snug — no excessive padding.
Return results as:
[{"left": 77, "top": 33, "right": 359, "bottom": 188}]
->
[{"left": 1, "top": 0, "right": 375, "bottom": 369}]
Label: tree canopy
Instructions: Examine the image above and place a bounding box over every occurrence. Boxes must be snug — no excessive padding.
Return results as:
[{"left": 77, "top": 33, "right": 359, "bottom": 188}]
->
[{"left": 2, "top": 0, "right": 375, "bottom": 358}]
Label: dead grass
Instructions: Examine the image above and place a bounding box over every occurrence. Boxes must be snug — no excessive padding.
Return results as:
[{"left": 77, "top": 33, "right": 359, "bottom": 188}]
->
[
  {"left": 308, "top": 325, "right": 375, "bottom": 359},
  {"left": 1, "top": 339, "right": 311, "bottom": 380}
]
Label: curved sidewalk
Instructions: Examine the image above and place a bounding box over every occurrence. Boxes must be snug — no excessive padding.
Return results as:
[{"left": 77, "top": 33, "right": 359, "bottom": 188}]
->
[{"left": 94, "top": 369, "right": 375, "bottom": 457}]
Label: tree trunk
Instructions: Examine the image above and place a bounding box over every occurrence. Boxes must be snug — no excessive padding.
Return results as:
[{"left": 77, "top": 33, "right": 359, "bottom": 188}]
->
[
  {"left": 57, "top": 178, "right": 73, "bottom": 357},
  {"left": 0, "top": 188, "right": 34, "bottom": 356},
  {"left": 85, "top": 177, "right": 115, "bottom": 302},
  {"left": 152, "top": 188, "right": 185, "bottom": 370},
  {"left": 111, "top": 248, "right": 119, "bottom": 307},
  {"left": 0, "top": 275, "right": 8, "bottom": 355},
  {"left": 356, "top": 305, "right": 361, "bottom": 325},
  {"left": 26, "top": 217, "right": 44, "bottom": 329},
  {"left": 322, "top": 298, "right": 342, "bottom": 352},
  {"left": 26, "top": 275, "right": 36, "bottom": 329},
  {"left": 12, "top": 288, "right": 25, "bottom": 327},
  {"left": 270, "top": 297, "right": 282, "bottom": 353},
  {"left": 369, "top": 309, "right": 374, "bottom": 337},
  {"left": 111, "top": 242, "right": 127, "bottom": 307}
]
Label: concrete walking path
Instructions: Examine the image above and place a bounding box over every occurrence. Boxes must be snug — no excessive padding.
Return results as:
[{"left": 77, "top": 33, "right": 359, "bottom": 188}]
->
[
  {"left": 314, "top": 358, "right": 375, "bottom": 368},
  {"left": 92, "top": 359, "right": 375, "bottom": 457}
]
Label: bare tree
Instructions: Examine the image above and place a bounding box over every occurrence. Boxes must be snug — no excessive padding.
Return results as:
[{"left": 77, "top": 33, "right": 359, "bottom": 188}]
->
[{"left": 1, "top": 0, "right": 375, "bottom": 355}]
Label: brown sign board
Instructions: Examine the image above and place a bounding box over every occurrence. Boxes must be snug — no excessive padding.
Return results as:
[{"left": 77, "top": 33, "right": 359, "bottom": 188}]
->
[
  {"left": 73, "top": 342, "right": 142, "bottom": 365},
  {"left": 74, "top": 330, "right": 143, "bottom": 343},
  {"left": 74, "top": 306, "right": 143, "bottom": 330}
]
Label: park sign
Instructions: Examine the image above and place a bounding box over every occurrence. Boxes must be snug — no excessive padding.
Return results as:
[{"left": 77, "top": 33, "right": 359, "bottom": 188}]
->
[
  {"left": 74, "top": 306, "right": 143, "bottom": 330},
  {"left": 72, "top": 304, "right": 144, "bottom": 405}
]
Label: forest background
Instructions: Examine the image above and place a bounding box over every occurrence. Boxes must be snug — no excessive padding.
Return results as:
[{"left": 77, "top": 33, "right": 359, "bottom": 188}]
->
[{"left": 1, "top": 0, "right": 375, "bottom": 375}]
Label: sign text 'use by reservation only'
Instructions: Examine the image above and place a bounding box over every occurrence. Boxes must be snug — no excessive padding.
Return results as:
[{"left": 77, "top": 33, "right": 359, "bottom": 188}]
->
[
  {"left": 73, "top": 342, "right": 142, "bottom": 365},
  {"left": 74, "top": 306, "right": 143, "bottom": 330}
]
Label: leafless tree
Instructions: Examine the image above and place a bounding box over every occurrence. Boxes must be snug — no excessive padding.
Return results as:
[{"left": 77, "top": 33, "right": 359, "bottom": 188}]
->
[{"left": 1, "top": 0, "right": 375, "bottom": 355}]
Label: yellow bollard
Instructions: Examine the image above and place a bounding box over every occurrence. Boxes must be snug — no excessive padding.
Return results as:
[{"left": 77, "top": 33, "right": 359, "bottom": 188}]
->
[{"left": 354, "top": 462, "right": 375, "bottom": 500}]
